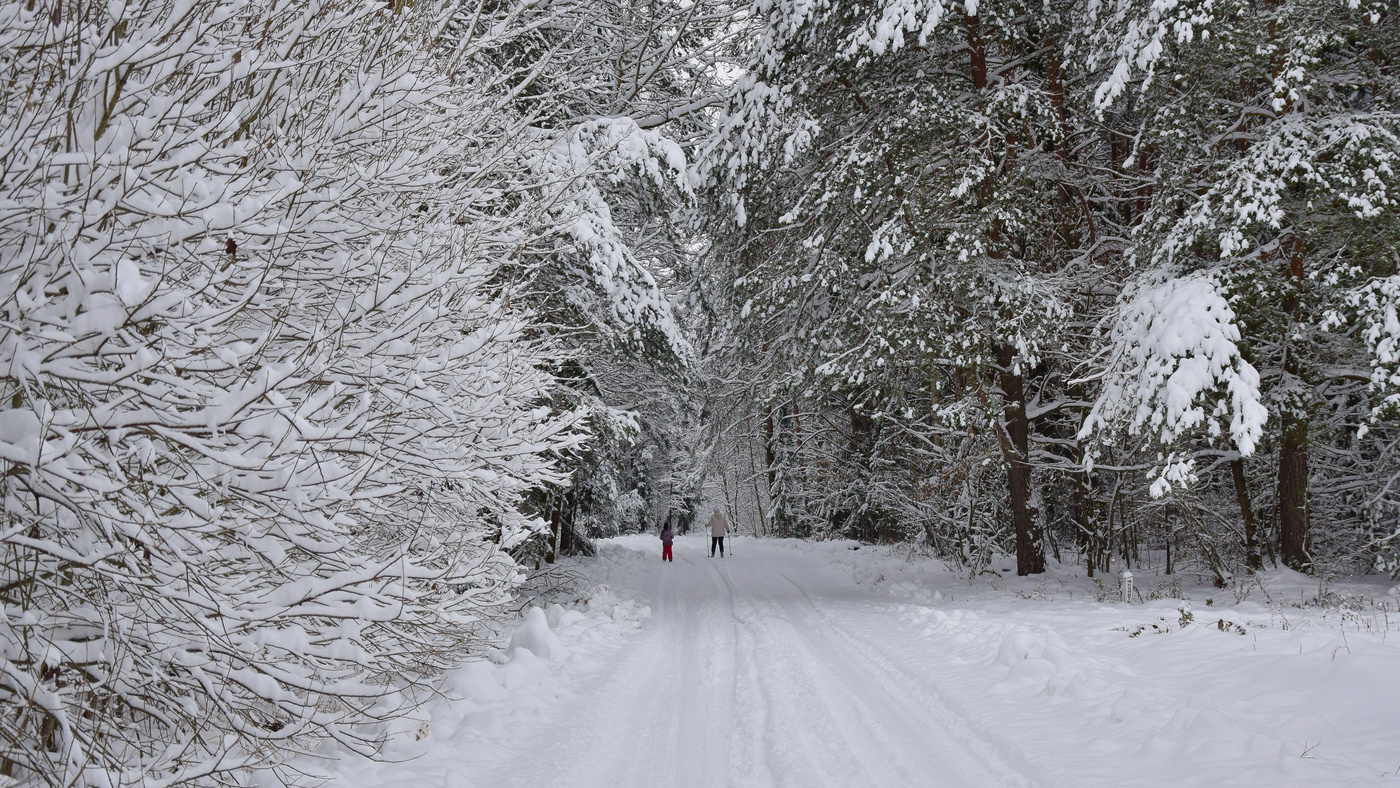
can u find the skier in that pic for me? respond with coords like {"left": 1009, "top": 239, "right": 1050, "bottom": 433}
{"left": 660, "top": 520, "right": 674, "bottom": 562}
{"left": 707, "top": 507, "right": 728, "bottom": 558}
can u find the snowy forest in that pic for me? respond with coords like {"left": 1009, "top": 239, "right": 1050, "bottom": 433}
{"left": 2, "top": 0, "right": 1399, "bottom": 784}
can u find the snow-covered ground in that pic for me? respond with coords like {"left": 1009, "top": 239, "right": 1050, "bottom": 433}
{"left": 308, "top": 534, "right": 1400, "bottom": 787}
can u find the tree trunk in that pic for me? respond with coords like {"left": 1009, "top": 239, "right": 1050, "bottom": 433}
{"left": 1079, "top": 484, "right": 1094, "bottom": 578}
{"left": 1277, "top": 235, "right": 1311, "bottom": 572}
{"left": 964, "top": 11, "right": 987, "bottom": 90}
{"left": 849, "top": 406, "right": 871, "bottom": 453}
{"left": 765, "top": 407, "right": 777, "bottom": 495}
{"left": 997, "top": 343, "right": 1043, "bottom": 575}
{"left": 1071, "top": 463, "right": 1095, "bottom": 578}
{"left": 792, "top": 409, "right": 806, "bottom": 489}
{"left": 1121, "top": 501, "right": 1132, "bottom": 570}
{"left": 1230, "top": 451, "right": 1262, "bottom": 571}
{"left": 1277, "top": 410, "right": 1310, "bottom": 571}
{"left": 1068, "top": 390, "right": 1097, "bottom": 577}
{"left": 747, "top": 409, "right": 769, "bottom": 534}
{"left": 545, "top": 490, "right": 565, "bottom": 564}
{"left": 1046, "top": 48, "right": 1068, "bottom": 160}
{"left": 721, "top": 455, "right": 737, "bottom": 535}
{"left": 1165, "top": 516, "right": 1172, "bottom": 575}
{"left": 929, "top": 367, "right": 942, "bottom": 446}
{"left": 1103, "top": 478, "right": 1118, "bottom": 574}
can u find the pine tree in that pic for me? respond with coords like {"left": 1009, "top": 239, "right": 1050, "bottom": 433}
{"left": 699, "top": 0, "right": 1118, "bottom": 573}
{"left": 1083, "top": 0, "right": 1400, "bottom": 574}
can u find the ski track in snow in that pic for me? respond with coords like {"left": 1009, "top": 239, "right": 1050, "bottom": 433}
{"left": 468, "top": 536, "right": 1025, "bottom": 788}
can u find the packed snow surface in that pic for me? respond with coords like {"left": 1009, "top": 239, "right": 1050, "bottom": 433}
{"left": 311, "top": 535, "right": 1400, "bottom": 787}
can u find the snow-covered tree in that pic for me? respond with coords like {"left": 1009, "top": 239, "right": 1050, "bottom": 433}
{"left": 697, "top": 0, "right": 1120, "bottom": 573}
{"left": 469, "top": 0, "right": 745, "bottom": 554}
{"left": 1082, "top": 0, "right": 1400, "bottom": 573}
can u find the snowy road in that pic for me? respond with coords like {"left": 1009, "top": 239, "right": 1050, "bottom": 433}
{"left": 465, "top": 534, "right": 1031, "bottom": 788}
{"left": 317, "top": 535, "right": 1400, "bottom": 788}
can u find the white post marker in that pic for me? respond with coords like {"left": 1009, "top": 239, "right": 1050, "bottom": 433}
{"left": 1121, "top": 570, "right": 1134, "bottom": 603}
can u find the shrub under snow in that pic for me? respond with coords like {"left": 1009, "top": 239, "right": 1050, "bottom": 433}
{"left": 0, "top": 0, "right": 588, "bottom": 784}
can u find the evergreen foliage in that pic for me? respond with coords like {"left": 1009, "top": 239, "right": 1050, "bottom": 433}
{"left": 695, "top": 0, "right": 1400, "bottom": 581}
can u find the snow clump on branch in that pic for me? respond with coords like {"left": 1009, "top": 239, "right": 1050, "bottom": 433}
{"left": 1081, "top": 273, "right": 1267, "bottom": 497}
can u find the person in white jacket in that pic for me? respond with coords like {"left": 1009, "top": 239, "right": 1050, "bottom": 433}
{"left": 707, "top": 507, "right": 729, "bottom": 558}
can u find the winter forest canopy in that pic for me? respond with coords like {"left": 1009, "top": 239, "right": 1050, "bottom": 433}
{"left": 2, "top": 0, "right": 1399, "bottom": 784}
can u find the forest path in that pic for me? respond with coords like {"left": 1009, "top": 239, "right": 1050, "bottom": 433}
{"left": 320, "top": 536, "right": 1400, "bottom": 788}
{"left": 467, "top": 533, "right": 1033, "bottom": 788}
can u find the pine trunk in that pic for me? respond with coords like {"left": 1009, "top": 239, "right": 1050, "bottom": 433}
{"left": 964, "top": 12, "right": 987, "bottom": 91}
{"left": 997, "top": 344, "right": 1043, "bottom": 575}
{"left": 1277, "top": 411, "right": 1310, "bottom": 571}
{"left": 1277, "top": 236, "right": 1311, "bottom": 572}
{"left": 1072, "top": 468, "right": 1095, "bottom": 578}
{"left": 765, "top": 407, "right": 778, "bottom": 495}
{"left": 1069, "top": 389, "right": 1096, "bottom": 577}
{"left": 545, "top": 492, "right": 562, "bottom": 564}
{"left": 1230, "top": 452, "right": 1262, "bottom": 571}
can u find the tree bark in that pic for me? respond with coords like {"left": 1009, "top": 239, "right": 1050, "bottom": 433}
{"left": 748, "top": 409, "right": 770, "bottom": 534}
{"left": 1103, "top": 477, "right": 1119, "bottom": 574}
{"left": 1230, "top": 451, "right": 1262, "bottom": 571}
{"left": 1072, "top": 465, "right": 1095, "bottom": 577}
{"left": 545, "top": 490, "right": 564, "bottom": 564}
{"left": 765, "top": 407, "right": 777, "bottom": 495}
{"left": 1067, "top": 386, "right": 1096, "bottom": 577}
{"left": 1046, "top": 47, "right": 1068, "bottom": 160}
{"left": 1277, "top": 411, "right": 1310, "bottom": 571}
{"left": 1277, "top": 235, "right": 1311, "bottom": 572}
{"left": 792, "top": 409, "right": 806, "bottom": 489}
{"left": 997, "top": 343, "right": 1043, "bottom": 575}
{"left": 964, "top": 11, "right": 987, "bottom": 90}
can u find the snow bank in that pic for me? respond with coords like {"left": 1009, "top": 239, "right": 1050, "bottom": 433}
{"left": 788, "top": 538, "right": 1400, "bottom": 786}
{"left": 292, "top": 547, "right": 651, "bottom": 786}
{"left": 507, "top": 607, "right": 568, "bottom": 662}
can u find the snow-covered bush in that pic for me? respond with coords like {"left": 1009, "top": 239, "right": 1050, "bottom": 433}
{"left": 0, "top": 0, "right": 584, "bottom": 783}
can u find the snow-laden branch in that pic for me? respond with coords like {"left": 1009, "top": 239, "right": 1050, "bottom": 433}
{"left": 1080, "top": 272, "right": 1267, "bottom": 496}
{"left": 0, "top": 0, "right": 596, "bottom": 782}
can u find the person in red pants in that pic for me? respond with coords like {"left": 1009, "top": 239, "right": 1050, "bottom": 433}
{"left": 660, "top": 522, "right": 674, "bottom": 562}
